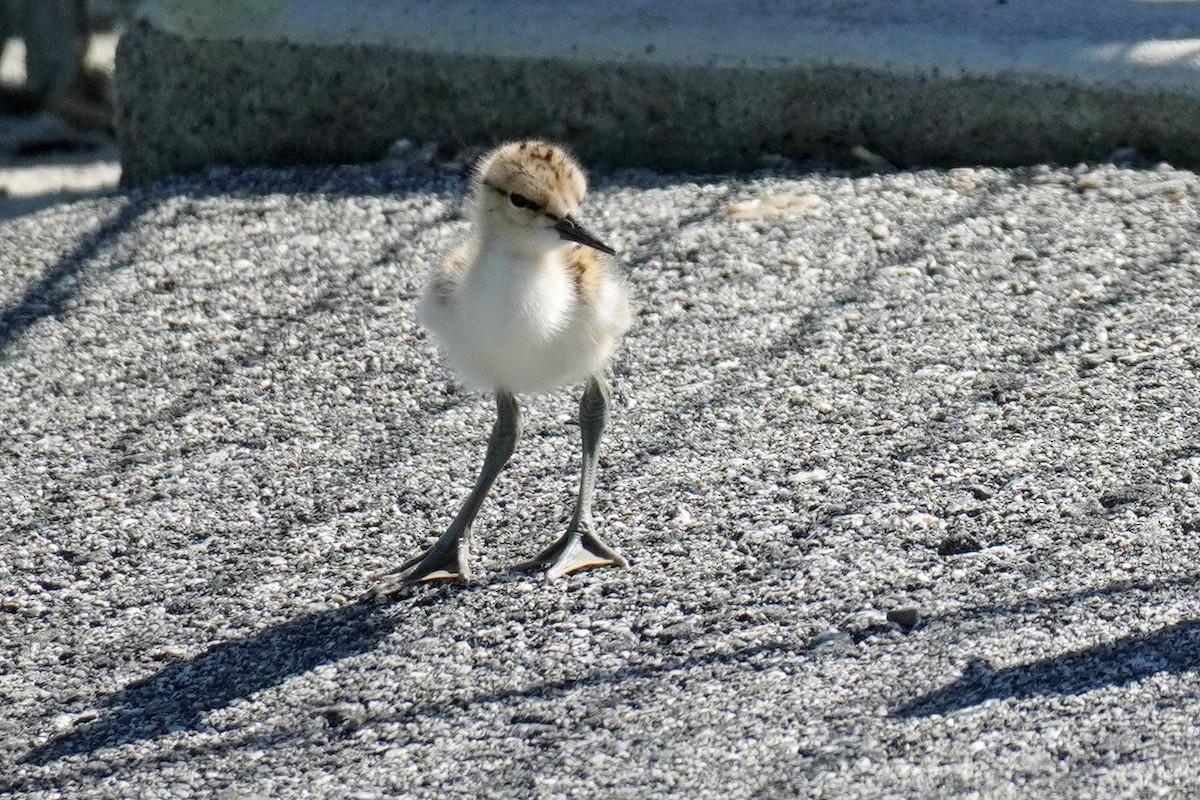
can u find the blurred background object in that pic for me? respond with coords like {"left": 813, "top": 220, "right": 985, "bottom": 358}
{"left": 0, "top": 0, "right": 127, "bottom": 220}
{"left": 0, "top": 0, "right": 131, "bottom": 131}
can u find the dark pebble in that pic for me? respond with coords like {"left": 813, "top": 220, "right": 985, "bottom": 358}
{"left": 887, "top": 607, "right": 921, "bottom": 631}
{"left": 938, "top": 532, "right": 984, "bottom": 556}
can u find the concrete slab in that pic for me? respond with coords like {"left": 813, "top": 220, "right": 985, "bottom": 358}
{"left": 117, "top": 0, "right": 1200, "bottom": 180}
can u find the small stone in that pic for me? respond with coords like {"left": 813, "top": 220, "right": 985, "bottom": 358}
{"left": 848, "top": 145, "right": 896, "bottom": 171}
{"left": 1099, "top": 734, "right": 1142, "bottom": 756}
{"left": 50, "top": 710, "right": 98, "bottom": 731}
{"left": 811, "top": 629, "right": 847, "bottom": 648}
{"left": 887, "top": 607, "right": 921, "bottom": 631}
{"left": 870, "top": 224, "right": 889, "bottom": 240}
{"left": 1135, "top": 179, "right": 1188, "bottom": 199}
{"left": 788, "top": 468, "right": 829, "bottom": 484}
{"left": 974, "top": 372, "right": 1024, "bottom": 404}
{"left": 938, "top": 532, "right": 984, "bottom": 556}
{"left": 658, "top": 620, "right": 699, "bottom": 641}
{"left": 905, "top": 512, "right": 943, "bottom": 531}
{"left": 1099, "top": 483, "right": 1156, "bottom": 509}
{"left": 968, "top": 484, "right": 994, "bottom": 500}
{"left": 316, "top": 702, "right": 367, "bottom": 731}
{"left": 727, "top": 194, "right": 821, "bottom": 220}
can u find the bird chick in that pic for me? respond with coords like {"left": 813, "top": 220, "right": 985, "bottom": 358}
{"left": 374, "top": 140, "right": 632, "bottom": 590}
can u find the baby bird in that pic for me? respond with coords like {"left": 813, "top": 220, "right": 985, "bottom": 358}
{"left": 376, "top": 140, "right": 632, "bottom": 590}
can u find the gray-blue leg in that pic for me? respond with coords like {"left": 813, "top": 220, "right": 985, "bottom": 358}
{"left": 372, "top": 391, "right": 522, "bottom": 593}
{"left": 519, "top": 375, "right": 628, "bottom": 580}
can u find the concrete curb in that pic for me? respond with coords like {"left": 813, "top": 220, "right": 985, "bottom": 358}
{"left": 116, "top": 1, "right": 1200, "bottom": 183}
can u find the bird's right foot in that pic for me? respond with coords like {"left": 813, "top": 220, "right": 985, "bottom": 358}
{"left": 366, "top": 534, "right": 471, "bottom": 598}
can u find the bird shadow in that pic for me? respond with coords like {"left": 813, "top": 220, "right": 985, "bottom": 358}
{"left": 19, "top": 591, "right": 447, "bottom": 766}
{"left": 894, "top": 619, "right": 1200, "bottom": 718}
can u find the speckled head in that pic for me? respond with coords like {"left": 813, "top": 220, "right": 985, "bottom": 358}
{"left": 471, "top": 140, "right": 613, "bottom": 256}
{"left": 474, "top": 140, "right": 587, "bottom": 218}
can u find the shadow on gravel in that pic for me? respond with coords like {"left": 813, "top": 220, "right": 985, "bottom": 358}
{"left": 0, "top": 197, "right": 152, "bottom": 357}
{"left": 0, "top": 163, "right": 461, "bottom": 361}
{"left": 895, "top": 619, "right": 1200, "bottom": 718}
{"left": 21, "top": 595, "right": 421, "bottom": 766}
{"left": 955, "top": 572, "right": 1200, "bottom": 622}
{"left": 23, "top": 581, "right": 820, "bottom": 770}
{"left": 373, "top": 639, "right": 814, "bottom": 732}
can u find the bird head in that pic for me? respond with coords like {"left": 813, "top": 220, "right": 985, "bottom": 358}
{"left": 472, "top": 140, "right": 615, "bottom": 257}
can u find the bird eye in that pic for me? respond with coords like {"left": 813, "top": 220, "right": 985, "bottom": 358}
{"left": 508, "top": 192, "right": 539, "bottom": 211}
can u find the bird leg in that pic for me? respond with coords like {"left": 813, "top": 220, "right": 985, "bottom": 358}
{"left": 519, "top": 375, "right": 628, "bottom": 580}
{"left": 372, "top": 390, "right": 522, "bottom": 594}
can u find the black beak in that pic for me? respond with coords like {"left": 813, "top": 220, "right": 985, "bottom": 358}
{"left": 553, "top": 215, "right": 617, "bottom": 256}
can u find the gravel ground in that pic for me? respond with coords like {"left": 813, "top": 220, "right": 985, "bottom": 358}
{"left": 2, "top": 158, "right": 1199, "bottom": 799}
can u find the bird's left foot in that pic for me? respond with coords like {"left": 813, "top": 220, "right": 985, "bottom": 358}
{"left": 517, "top": 526, "right": 628, "bottom": 581}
